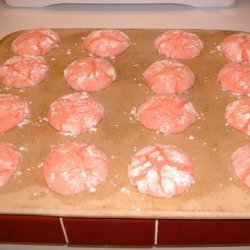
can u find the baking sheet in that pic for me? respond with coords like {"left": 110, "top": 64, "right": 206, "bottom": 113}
{"left": 0, "top": 29, "right": 249, "bottom": 219}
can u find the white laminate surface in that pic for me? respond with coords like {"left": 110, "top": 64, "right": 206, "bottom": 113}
{"left": 2, "top": 0, "right": 237, "bottom": 8}
{"left": 0, "top": 0, "right": 250, "bottom": 40}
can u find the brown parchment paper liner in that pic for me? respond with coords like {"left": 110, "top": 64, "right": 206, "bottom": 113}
{"left": 0, "top": 29, "right": 249, "bottom": 219}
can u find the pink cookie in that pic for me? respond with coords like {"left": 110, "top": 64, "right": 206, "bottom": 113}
{"left": 48, "top": 92, "right": 104, "bottom": 136}
{"left": 0, "top": 143, "right": 20, "bottom": 188}
{"left": 128, "top": 144, "right": 194, "bottom": 198}
{"left": 143, "top": 59, "right": 195, "bottom": 95}
{"left": 231, "top": 143, "right": 250, "bottom": 187}
{"left": 138, "top": 95, "right": 198, "bottom": 134}
{"left": 0, "top": 56, "right": 48, "bottom": 88}
{"left": 43, "top": 142, "right": 108, "bottom": 195}
{"left": 225, "top": 97, "right": 250, "bottom": 135}
{"left": 220, "top": 33, "right": 250, "bottom": 63}
{"left": 218, "top": 62, "right": 250, "bottom": 96}
{"left": 0, "top": 94, "right": 29, "bottom": 133}
{"left": 64, "top": 57, "right": 116, "bottom": 92}
{"left": 12, "top": 28, "right": 60, "bottom": 56}
{"left": 84, "top": 29, "right": 130, "bottom": 57}
{"left": 155, "top": 30, "right": 203, "bottom": 59}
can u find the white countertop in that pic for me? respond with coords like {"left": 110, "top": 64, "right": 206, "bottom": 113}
{"left": 0, "top": 0, "right": 250, "bottom": 38}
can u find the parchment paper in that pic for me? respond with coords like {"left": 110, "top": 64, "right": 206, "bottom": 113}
{"left": 0, "top": 29, "right": 249, "bottom": 218}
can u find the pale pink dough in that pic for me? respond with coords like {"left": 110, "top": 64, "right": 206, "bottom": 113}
{"left": 43, "top": 142, "right": 108, "bottom": 195}
{"left": 84, "top": 29, "right": 130, "bottom": 57}
{"left": 143, "top": 59, "right": 195, "bottom": 95}
{"left": 231, "top": 143, "right": 250, "bottom": 187}
{"left": 48, "top": 92, "right": 104, "bottom": 136}
{"left": 0, "top": 94, "right": 29, "bottom": 133}
{"left": 0, "top": 56, "right": 48, "bottom": 88}
{"left": 220, "top": 33, "right": 250, "bottom": 63}
{"left": 128, "top": 144, "right": 194, "bottom": 198}
{"left": 155, "top": 30, "right": 204, "bottom": 59}
{"left": 64, "top": 57, "right": 116, "bottom": 92}
{"left": 0, "top": 143, "right": 20, "bottom": 188}
{"left": 12, "top": 28, "right": 60, "bottom": 56}
{"left": 138, "top": 95, "right": 198, "bottom": 134}
{"left": 218, "top": 62, "right": 250, "bottom": 96}
{"left": 225, "top": 98, "right": 250, "bottom": 135}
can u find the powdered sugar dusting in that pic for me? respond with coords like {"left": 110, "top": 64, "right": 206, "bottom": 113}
{"left": 64, "top": 57, "right": 116, "bottom": 92}
{"left": 0, "top": 94, "right": 30, "bottom": 132}
{"left": 128, "top": 144, "right": 194, "bottom": 198}
{"left": 12, "top": 28, "right": 60, "bottom": 56}
{"left": 143, "top": 59, "right": 195, "bottom": 95}
{"left": 155, "top": 30, "right": 203, "bottom": 59}
{"left": 43, "top": 143, "right": 108, "bottom": 195}
{"left": 221, "top": 33, "right": 250, "bottom": 63}
{"left": 225, "top": 98, "right": 250, "bottom": 135}
{"left": 48, "top": 92, "right": 104, "bottom": 136}
{"left": 84, "top": 29, "right": 130, "bottom": 57}
{"left": 129, "top": 106, "right": 137, "bottom": 123}
{"left": 120, "top": 187, "right": 131, "bottom": 195}
{"left": 231, "top": 143, "right": 250, "bottom": 187}
{"left": 138, "top": 95, "right": 198, "bottom": 134}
